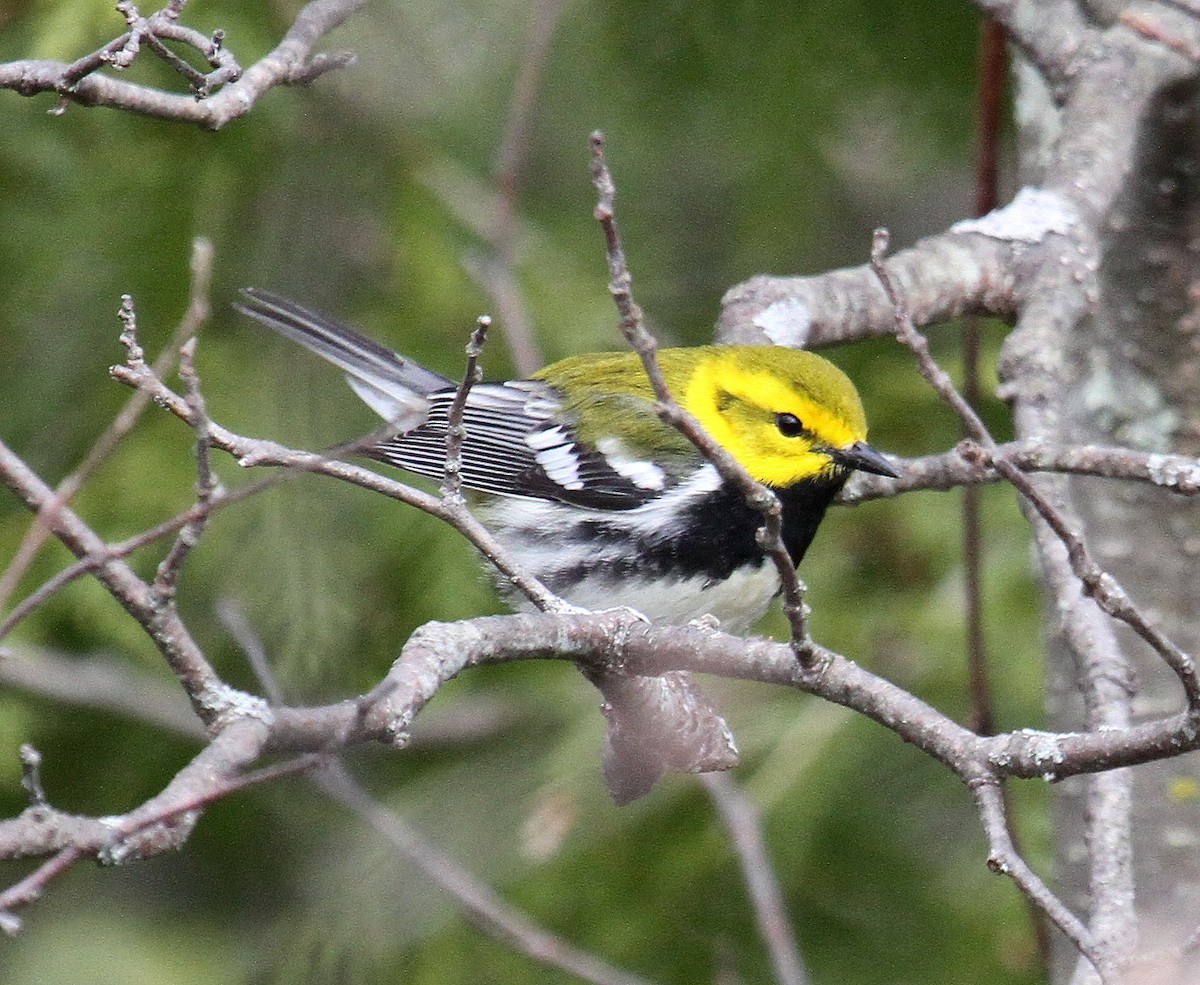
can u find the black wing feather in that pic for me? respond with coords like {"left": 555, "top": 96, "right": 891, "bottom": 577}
{"left": 369, "top": 382, "right": 657, "bottom": 509}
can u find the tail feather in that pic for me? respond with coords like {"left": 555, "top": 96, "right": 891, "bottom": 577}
{"left": 235, "top": 289, "right": 451, "bottom": 423}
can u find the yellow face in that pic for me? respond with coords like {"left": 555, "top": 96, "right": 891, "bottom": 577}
{"left": 681, "top": 347, "right": 869, "bottom": 489}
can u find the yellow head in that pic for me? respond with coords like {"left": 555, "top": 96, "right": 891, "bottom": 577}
{"left": 677, "top": 347, "right": 886, "bottom": 488}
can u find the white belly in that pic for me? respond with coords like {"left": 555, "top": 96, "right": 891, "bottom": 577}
{"left": 555, "top": 563, "right": 782, "bottom": 633}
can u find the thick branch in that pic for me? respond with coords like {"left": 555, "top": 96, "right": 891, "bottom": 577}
{"left": 970, "top": 0, "right": 1098, "bottom": 98}
{"left": 717, "top": 228, "right": 1019, "bottom": 348}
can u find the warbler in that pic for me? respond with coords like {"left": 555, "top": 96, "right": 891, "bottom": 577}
{"left": 236, "top": 289, "right": 898, "bottom": 632}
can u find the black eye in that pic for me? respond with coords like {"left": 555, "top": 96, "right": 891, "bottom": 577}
{"left": 775, "top": 413, "right": 805, "bottom": 438}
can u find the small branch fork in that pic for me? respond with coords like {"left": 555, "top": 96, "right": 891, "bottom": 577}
{"left": 0, "top": 0, "right": 361, "bottom": 129}
{"left": 590, "top": 132, "right": 813, "bottom": 648}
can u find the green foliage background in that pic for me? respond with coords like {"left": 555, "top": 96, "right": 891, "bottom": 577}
{"left": 0, "top": 2, "right": 1047, "bottom": 982}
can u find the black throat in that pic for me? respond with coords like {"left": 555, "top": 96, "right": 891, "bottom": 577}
{"left": 658, "top": 472, "right": 850, "bottom": 582}
{"left": 773, "top": 473, "right": 851, "bottom": 566}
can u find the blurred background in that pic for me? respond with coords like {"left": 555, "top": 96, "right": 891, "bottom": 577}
{"left": 0, "top": 1, "right": 1046, "bottom": 982}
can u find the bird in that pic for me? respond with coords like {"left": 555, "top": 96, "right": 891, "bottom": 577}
{"left": 235, "top": 288, "right": 899, "bottom": 634}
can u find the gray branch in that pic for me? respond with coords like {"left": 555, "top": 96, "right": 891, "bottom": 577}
{"left": 0, "top": 0, "right": 363, "bottom": 129}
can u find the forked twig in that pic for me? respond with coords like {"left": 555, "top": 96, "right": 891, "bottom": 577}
{"left": 0, "top": 237, "right": 213, "bottom": 614}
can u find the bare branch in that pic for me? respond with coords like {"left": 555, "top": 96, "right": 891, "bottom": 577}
{"left": 839, "top": 440, "right": 1200, "bottom": 504}
{"left": 0, "top": 435, "right": 236, "bottom": 721}
{"left": 717, "top": 228, "right": 1019, "bottom": 348}
{"left": 702, "top": 773, "right": 808, "bottom": 985}
{"left": 973, "top": 780, "right": 1111, "bottom": 982}
{"left": 316, "top": 764, "right": 656, "bottom": 985}
{"left": 0, "top": 0, "right": 363, "bottom": 129}
{"left": 0, "top": 473, "right": 280, "bottom": 643}
{"left": 255, "top": 610, "right": 1200, "bottom": 785}
{"left": 0, "top": 717, "right": 279, "bottom": 922}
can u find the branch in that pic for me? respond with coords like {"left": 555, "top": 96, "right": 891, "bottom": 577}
{"left": 0, "top": 0, "right": 362, "bottom": 129}
{"left": 702, "top": 773, "right": 809, "bottom": 985}
{"left": 969, "top": 0, "right": 1098, "bottom": 98}
{"left": 869, "top": 229, "right": 1200, "bottom": 711}
{"left": 0, "top": 434, "right": 237, "bottom": 721}
{"left": 838, "top": 440, "right": 1200, "bottom": 504}
{"left": 717, "top": 228, "right": 1017, "bottom": 348}
{"left": 0, "top": 717, "right": 283, "bottom": 927}
{"left": 316, "top": 764, "right": 656, "bottom": 985}
{"left": 718, "top": 185, "right": 1087, "bottom": 349}
{"left": 5, "top": 601, "right": 1200, "bottom": 929}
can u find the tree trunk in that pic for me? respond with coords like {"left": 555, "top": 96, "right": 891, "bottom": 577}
{"left": 1012, "top": 17, "right": 1200, "bottom": 983}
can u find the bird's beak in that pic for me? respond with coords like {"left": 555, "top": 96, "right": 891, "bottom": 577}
{"left": 833, "top": 441, "right": 900, "bottom": 478}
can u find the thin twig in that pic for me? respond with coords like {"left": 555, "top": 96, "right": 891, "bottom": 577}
{"left": 992, "top": 456, "right": 1200, "bottom": 709}
{"left": 0, "top": 718, "right": 289, "bottom": 923}
{"left": 442, "top": 316, "right": 490, "bottom": 500}
{"left": 315, "top": 762, "right": 657, "bottom": 985}
{"left": 1, "top": 407, "right": 412, "bottom": 645}
{"left": 838, "top": 440, "right": 1200, "bottom": 504}
{"left": 0, "top": 237, "right": 212, "bottom": 614}
{"left": 588, "top": 132, "right": 811, "bottom": 646}
{"left": 0, "top": 436, "right": 231, "bottom": 716}
{"left": 153, "top": 336, "right": 218, "bottom": 600}
{"left": 973, "top": 780, "right": 1112, "bottom": 983}
{"left": 1, "top": 475, "right": 277, "bottom": 642}
{"left": 702, "top": 773, "right": 808, "bottom": 985}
